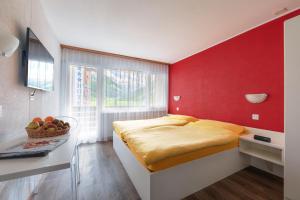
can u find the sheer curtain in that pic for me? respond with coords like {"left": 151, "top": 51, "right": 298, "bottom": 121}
{"left": 61, "top": 48, "right": 168, "bottom": 143}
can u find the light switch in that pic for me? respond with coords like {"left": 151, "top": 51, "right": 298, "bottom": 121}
{"left": 176, "top": 107, "right": 179, "bottom": 111}
{"left": 252, "top": 114, "right": 259, "bottom": 120}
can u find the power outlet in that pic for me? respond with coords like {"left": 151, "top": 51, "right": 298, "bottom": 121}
{"left": 252, "top": 114, "right": 259, "bottom": 120}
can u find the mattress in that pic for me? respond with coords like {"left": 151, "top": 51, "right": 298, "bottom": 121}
{"left": 124, "top": 121, "right": 245, "bottom": 172}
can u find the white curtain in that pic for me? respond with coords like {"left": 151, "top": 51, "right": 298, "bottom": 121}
{"left": 60, "top": 48, "right": 168, "bottom": 143}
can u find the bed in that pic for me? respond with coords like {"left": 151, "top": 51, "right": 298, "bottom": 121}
{"left": 113, "top": 116, "right": 249, "bottom": 200}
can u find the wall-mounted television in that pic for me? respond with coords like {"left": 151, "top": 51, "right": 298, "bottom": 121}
{"left": 24, "top": 28, "right": 54, "bottom": 91}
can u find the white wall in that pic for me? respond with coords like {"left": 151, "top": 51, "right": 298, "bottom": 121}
{"left": 0, "top": 0, "right": 61, "bottom": 199}
{"left": 0, "top": 0, "right": 61, "bottom": 137}
{"left": 284, "top": 15, "right": 300, "bottom": 200}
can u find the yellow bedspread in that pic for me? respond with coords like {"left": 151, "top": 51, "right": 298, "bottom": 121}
{"left": 113, "top": 115, "right": 198, "bottom": 141}
{"left": 126, "top": 124, "right": 242, "bottom": 171}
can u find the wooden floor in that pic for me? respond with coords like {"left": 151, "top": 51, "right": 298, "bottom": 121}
{"left": 34, "top": 142, "right": 283, "bottom": 200}
{"left": 184, "top": 166, "right": 283, "bottom": 200}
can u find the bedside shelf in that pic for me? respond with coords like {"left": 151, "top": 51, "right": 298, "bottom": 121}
{"left": 239, "top": 128, "right": 285, "bottom": 166}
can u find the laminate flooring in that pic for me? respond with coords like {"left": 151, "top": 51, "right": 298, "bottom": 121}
{"left": 33, "top": 142, "right": 283, "bottom": 200}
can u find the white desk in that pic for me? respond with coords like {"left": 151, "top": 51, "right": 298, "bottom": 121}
{"left": 0, "top": 126, "right": 80, "bottom": 200}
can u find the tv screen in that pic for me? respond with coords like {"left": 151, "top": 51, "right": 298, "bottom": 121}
{"left": 24, "top": 28, "right": 54, "bottom": 91}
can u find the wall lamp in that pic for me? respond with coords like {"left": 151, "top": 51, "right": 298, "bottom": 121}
{"left": 173, "top": 96, "right": 181, "bottom": 102}
{"left": 245, "top": 93, "right": 268, "bottom": 104}
{"left": 0, "top": 28, "right": 19, "bottom": 57}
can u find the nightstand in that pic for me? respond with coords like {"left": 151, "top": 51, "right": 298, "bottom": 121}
{"left": 239, "top": 128, "right": 285, "bottom": 166}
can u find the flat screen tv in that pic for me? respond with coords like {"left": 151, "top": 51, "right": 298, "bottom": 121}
{"left": 24, "top": 28, "right": 54, "bottom": 91}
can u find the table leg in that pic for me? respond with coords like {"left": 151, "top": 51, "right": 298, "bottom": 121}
{"left": 32, "top": 185, "right": 39, "bottom": 195}
{"left": 76, "top": 145, "right": 80, "bottom": 184}
{"left": 32, "top": 176, "right": 39, "bottom": 195}
{"left": 70, "top": 157, "right": 78, "bottom": 200}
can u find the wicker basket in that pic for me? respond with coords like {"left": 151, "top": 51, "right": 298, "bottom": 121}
{"left": 26, "top": 127, "right": 70, "bottom": 138}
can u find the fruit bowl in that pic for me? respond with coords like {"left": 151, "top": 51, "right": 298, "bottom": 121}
{"left": 26, "top": 126, "right": 70, "bottom": 138}
{"left": 26, "top": 116, "right": 70, "bottom": 138}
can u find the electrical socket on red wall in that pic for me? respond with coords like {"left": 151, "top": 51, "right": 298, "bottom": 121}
{"left": 252, "top": 114, "right": 259, "bottom": 120}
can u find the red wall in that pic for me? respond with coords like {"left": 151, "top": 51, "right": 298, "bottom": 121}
{"left": 169, "top": 9, "right": 300, "bottom": 132}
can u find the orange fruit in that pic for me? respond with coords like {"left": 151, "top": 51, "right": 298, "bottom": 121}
{"left": 32, "top": 117, "right": 42, "bottom": 123}
{"left": 45, "top": 116, "right": 55, "bottom": 123}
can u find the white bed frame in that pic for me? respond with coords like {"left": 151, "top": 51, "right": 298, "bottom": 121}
{"left": 113, "top": 132, "right": 249, "bottom": 200}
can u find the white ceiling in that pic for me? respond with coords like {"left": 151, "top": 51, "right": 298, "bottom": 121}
{"left": 40, "top": 0, "right": 300, "bottom": 64}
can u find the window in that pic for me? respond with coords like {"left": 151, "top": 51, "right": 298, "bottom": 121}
{"left": 149, "top": 74, "right": 166, "bottom": 108}
{"left": 63, "top": 48, "right": 168, "bottom": 142}
{"left": 70, "top": 65, "right": 97, "bottom": 133}
{"left": 103, "top": 68, "right": 166, "bottom": 110}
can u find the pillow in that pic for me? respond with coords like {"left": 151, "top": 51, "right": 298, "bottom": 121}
{"left": 186, "top": 119, "right": 245, "bottom": 135}
{"left": 166, "top": 114, "right": 199, "bottom": 122}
